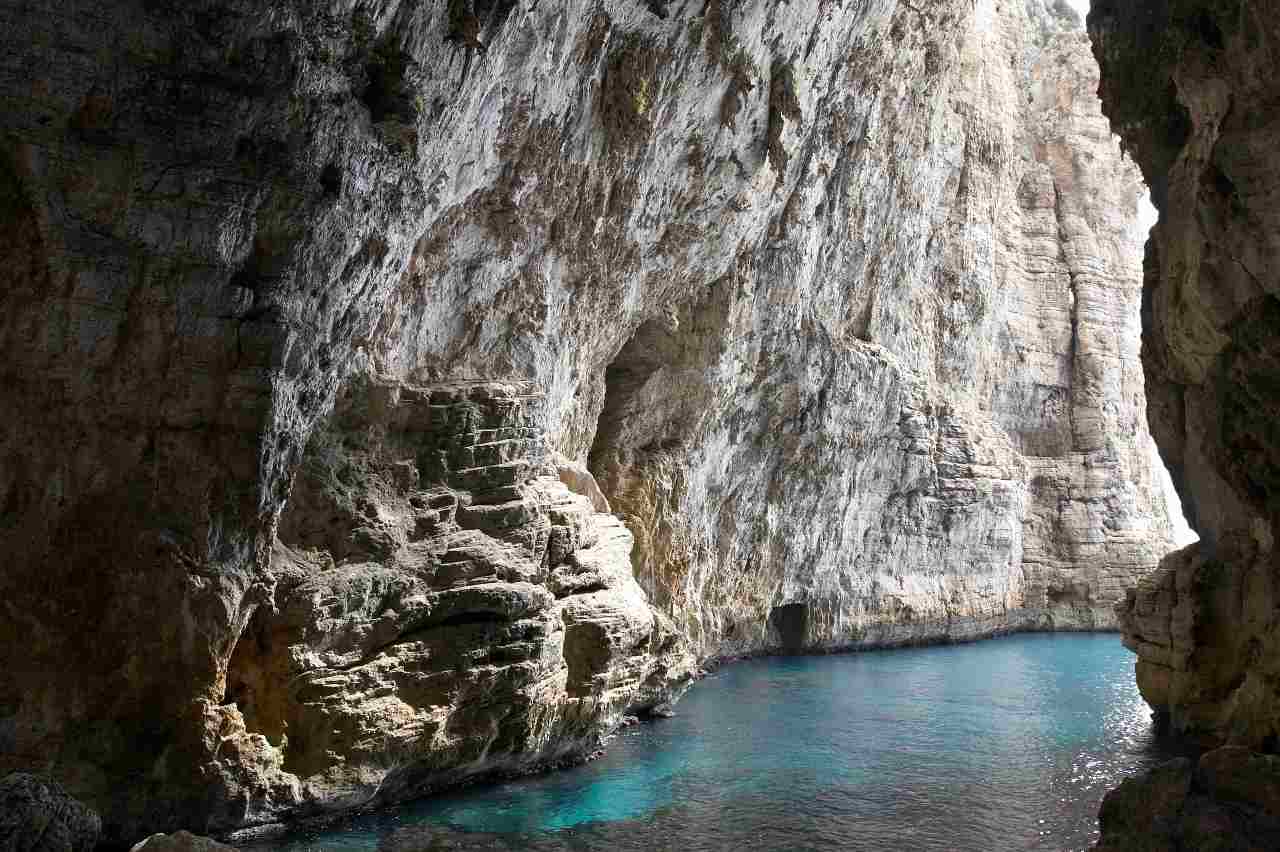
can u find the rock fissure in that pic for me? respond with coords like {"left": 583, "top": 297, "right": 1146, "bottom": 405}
{"left": 1050, "top": 179, "right": 1081, "bottom": 452}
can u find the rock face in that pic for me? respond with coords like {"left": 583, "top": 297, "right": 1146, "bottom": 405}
{"left": 0, "top": 0, "right": 1175, "bottom": 843}
{"left": 1091, "top": 0, "right": 1280, "bottom": 749}
{"left": 211, "top": 377, "right": 691, "bottom": 830}
{"left": 585, "top": 1, "right": 1178, "bottom": 655}
{"left": 1093, "top": 747, "right": 1280, "bottom": 852}
{"left": 1088, "top": 0, "right": 1280, "bottom": 848}
{"left": 0, "top": 773, "right": 102, "bottom": 852}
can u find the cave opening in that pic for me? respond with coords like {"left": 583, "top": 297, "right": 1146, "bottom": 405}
{"left": 587, "top": 318, "right": 682, "bottom": 472}
{"left": 769, "top": 603, "right": 811, "bottom": 653}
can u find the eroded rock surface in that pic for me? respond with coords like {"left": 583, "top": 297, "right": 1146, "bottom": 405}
{"left": 1092, "top": 0, "right": 1280, "bottom": 749}
{"left": 586, "top": 0, "right": 1177, "bottom": 654}
{"left": 1088, "top": 0, "right": 1280, "bottom": 847}
{"left": 0, "top": 773, "right": 101, "bottom": 852}
{"left": 1094, "top": 748, "right": 1280, "bottom": 852}
{"left": 211, "top": 378, "right": 692, "bottom": 831}
{"left": 0, "top": 0, "right": 1175, "bottom": 842}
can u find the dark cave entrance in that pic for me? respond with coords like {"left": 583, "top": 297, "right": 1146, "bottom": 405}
{"left": 587, "top": 318, "right": 679, "bottom": 472}
{"left": 769, "top": 603, "right": 811, "bottom": 653}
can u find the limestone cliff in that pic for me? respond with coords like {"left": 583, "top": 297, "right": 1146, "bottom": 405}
{"left": 0, "top": 0, "right": 1173, "bottom": 843}
{"left": 584, "top": 0, "right": 1179, "bottom": 657}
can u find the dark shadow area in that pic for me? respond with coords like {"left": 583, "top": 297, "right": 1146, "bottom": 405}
{"left": 769, "top": 603, "right": 810, "bottom": 652}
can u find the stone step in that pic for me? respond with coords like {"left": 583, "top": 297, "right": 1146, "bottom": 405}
{"left": 451, "top": 461, "right": 531, "bottom": 491}
{"left": 456, "top": 498, "right": 538, "bottom": 532}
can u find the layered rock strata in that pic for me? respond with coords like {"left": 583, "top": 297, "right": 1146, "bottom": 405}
{"left": 210, "top": 377, "right": 692, "bottom": 834}
{"left": 0, "top": 0, "right": 1174, "bottom": 842}
{"left": 587, "top": 0, "right": 1178, "bottom": 655}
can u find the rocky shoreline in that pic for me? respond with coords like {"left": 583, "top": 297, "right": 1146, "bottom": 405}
{"left": 233, "top": 625, "right": 1131, "bottom": 848}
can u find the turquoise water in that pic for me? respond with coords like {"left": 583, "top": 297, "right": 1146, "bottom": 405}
{"left": 261, "top": 634, "right": 1186, "bottom": 852}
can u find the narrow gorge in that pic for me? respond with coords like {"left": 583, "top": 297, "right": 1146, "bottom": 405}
{"left": 0, "top": 0, "right": 1270, "bottom": 849}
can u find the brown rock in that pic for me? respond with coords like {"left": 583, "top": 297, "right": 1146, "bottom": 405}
{"left": 0, "top": 0, "right": 1178, "bottom": 841}
{"left": 1092, "top": 0, "right": 1280, "bottom": 751}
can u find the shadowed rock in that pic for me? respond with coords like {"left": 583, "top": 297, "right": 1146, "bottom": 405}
{"left": 0, "top": 773, "right": 101, "bottom": 852}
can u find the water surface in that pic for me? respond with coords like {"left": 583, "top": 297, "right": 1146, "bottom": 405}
{"left": 263, "top": 634, "right": 1186, "bottom": 852}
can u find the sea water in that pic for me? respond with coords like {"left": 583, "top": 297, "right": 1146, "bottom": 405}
{"left": 262, "top": 634, "right": 1186, "bottom": 852}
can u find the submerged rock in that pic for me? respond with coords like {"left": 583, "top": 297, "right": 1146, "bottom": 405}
{"left": 130, "top": 831, "right": 239, "bottom": 852}
{"left": 0, "top": 773, "right": 101, "bottom": 852}
{"left": 377, "top": 825, "right": 514, "bottom": 852}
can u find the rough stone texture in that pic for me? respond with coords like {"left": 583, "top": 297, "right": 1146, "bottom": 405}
{"left": 0, "top": 773, "right": 101, "bottom": 852}
{"left": 0, "top": 0, "right": 1175, "bottom": 843}
{"left": 130, "top": 832, "right": 238, "bottom": 852}
{"left": 211, "top": 378, "right": 691, "bottom": 832}
{"left": 586, "top": 1, "right": 1177, "bottom": 655}
{"left": 1088, "top": 0, "right": 1280, "bottom": 848}
{"left": 1092, "top": 0, "right": 1280, "bottom": 750}
{"left": 1093, "top": 748, "right": 1280, "bottom": 852}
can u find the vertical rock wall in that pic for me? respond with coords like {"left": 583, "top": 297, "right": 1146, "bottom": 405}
{"left": 0, "top": 0, "right": 1175, "bottom": 841}
{"left": 1089, "top": 1, "right": 1280, "bottom": 847}
{"left": 1092, "top": 0, "right": 1280, "bottom": 750}
{"left": 586, "top": 0, "right": 1177, "bottom": 655}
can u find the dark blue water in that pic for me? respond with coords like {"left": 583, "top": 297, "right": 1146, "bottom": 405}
{"left": 261, "top": 634, "right": 1185, "bottom": 852}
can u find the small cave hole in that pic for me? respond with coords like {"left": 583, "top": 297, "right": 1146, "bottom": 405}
{"left": 1190, "top": 10, "right": 1225, "bottom": 50}
{"left": 587, "top": 319, "right": 678, "bottom": 473}
{"left": 769, "top": 603, "right": 810, "bottom": 653}
{"left": 474, "top": 0, "right": 519, "bottom": 41}
{"left": 319, "top": 163, "right": 342, "bottom": 198}
{"left": 435, "top": 610, "right": 507, "bottom": 628}
{"left": 361, "top": 38, "right": 417, "bottom": 126}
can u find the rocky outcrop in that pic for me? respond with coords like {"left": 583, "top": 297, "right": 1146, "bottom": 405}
{"left": 1088, "top": 0, "right": 1280, "bottom": 848}
{"left": 588, "top": 1, "right": 1177, "bottom": 655}
{"left": 1092, "top": 0, "right": 1280, "bottom": 749}
{"left": 1094, "top": 748, "right": 1280, "bottom": 852}
{"left": 207, "top": 378, "right": 691, "bottom": 833}
{"left": 130, "top": 833, "right": 238, "bottom": 852}
{"left": 0, "top": 773, "right": 101, "bottom": 852}
{"left": 0, "top": 0, "right": 1175, "bottom": 842}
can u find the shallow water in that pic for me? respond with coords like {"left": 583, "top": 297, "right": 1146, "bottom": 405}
{"left": 261, "top": 634, "right": 1188, "bottom": 852}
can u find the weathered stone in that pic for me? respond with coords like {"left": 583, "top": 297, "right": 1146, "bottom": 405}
{"left": 1092, "top": 0, "right": 1280, "bottom": 750}
{"left": 1095, "top": 757, "right": 1192, "bottom": 851}
{"left": 1093, "top": 748, "right": 1280, "bottom": 852}
{"left": 1089, "top": 0, "right": 1280, "bottom": 847}
{"left": 0, "top": 773, "right": 101, "bottom": 852}
{"left": 130, "top": 831, "right": 239, "bottom": 852}
{"left": 212, "top": 378, "right": 694, "bottom": 833}
{"left": 0, "top": 0, "right": 1178, "bottom": 843}
{"left": 590, "top": 2, "right": 1179, "bottom": 656}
